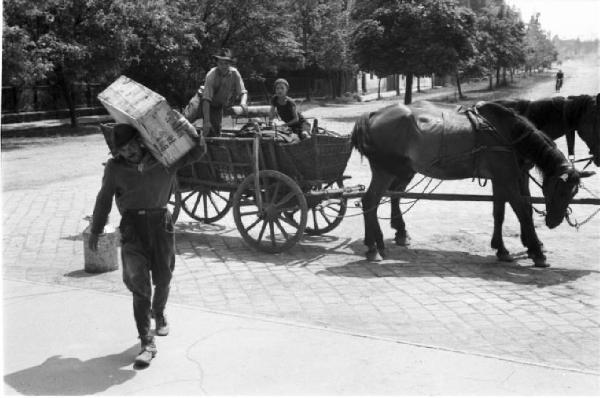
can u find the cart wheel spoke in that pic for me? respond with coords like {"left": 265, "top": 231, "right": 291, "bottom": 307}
{"left": 318, "top": 207, "right": 334, "bottom": 224}
{"left": 181, "top": 188, "right": 234, "bottom": 223}
{"left": 182, "top": 191, "right": 196, "bottom": 202}
{"left": 239, "top": 209, "right": 260, "bottom": 217}
{"left": 269, "top": 221, "right": 276, "bottom": 247}
{"left": 257, "top": 219, "right": 268, "bottom": 243}
{"left": 311, "top": 209, "right": 319, "bottom": 231}
{"left": 274, "top": 218, "right": 290, "bottom": 240}
{"left": 271, "top": 181, "right": 281, "bottom": 205}
{"left": 275, "top": 191, "right": 296, "bottom": 207}
{"left": 278, "top": 214, "right": 298, "bottom": 228}
{"left": 233, "top": 171, "right": 307, "bottom": 253}
{"left": 302, "top": 180, "right": 347, "bottom": 236}
{"left": 202, "top": 193, "right": 209, "bottom": 218}
{"left": 244, "top": 216, "right": 262, "bottom": 233}
{"left": 213, "top": 190, "right": 229, "bottom": 202}
{"left": 208, "top": 193, "right": 219, "bottom": 212}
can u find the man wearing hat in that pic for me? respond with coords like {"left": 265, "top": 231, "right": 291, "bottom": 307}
{"left": 88, "top": 123, "right": 203, "bottom": 367}
{"left": 184, "top": 48, "right": 248, "bottom": 137}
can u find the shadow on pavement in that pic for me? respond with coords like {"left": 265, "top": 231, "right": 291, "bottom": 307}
{"left": 318, "top": 247, "right": 593, "bottom": 287}
{"left": 4, "top": 345, "right": 139, "bottom": 395}
{"left": 64, "top": 269, "right": 106, "bottom": 278}
{"left": 173, "top": 223, "right": 593, "bottom": 287}
{"left": 61, "top": 233, "right": 83, "bottom": 241}
{"left": 175, "top": 223, "right": 355, "bottom": 266}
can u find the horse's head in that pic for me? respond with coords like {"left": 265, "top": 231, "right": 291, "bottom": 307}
{"left": 543, "top": 166, "right": 596, "bottom": 228}
{"left": 568, "top": 94, "right": 600, "bottom": 166}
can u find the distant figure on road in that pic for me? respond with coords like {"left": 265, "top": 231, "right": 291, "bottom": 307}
{"left": 555, "top": 69, "right": 564, "bottom": 92}
{"left": 183, "top": 48, "right": 248, "bottom": 137}
{"left": 88, "top": 123, "right": 203, "bottom": 368}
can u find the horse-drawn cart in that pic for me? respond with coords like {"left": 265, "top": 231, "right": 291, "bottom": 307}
{"left": 170, "top": 112, "right": 353, "bottom": 253}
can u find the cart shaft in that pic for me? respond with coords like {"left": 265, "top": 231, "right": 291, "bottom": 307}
{"left": 305, "top": 185, "right": 600, "bottom": 205}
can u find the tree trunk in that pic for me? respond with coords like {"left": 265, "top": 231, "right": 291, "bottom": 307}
{"left": 55, "top": 65, "right": 77, "bottom": 127}
{"left": 495, "top": 67, "right": 500, "bottom": 88}
{"left": 377, "top": 78, "right": 381, "bottom": 99}
{"left": 361, "top": 72, "right": 367, "bottom": 94}
{"left": 404, "top": 73, "right": 413, "bottom": 105}
{"left": 488, "top": 73, "right": 493, "bottom": 90}
{"left": 417, "top": 76, "right": 421, "bottom": 93}
{"left": 395, "top": 74, "right": 400, "bottom": 96}
{"left": 455, "top": 72, "right": 464, "bottom": 99}
{"left": 502, "top": 67, "right": 507, "bottom": 86}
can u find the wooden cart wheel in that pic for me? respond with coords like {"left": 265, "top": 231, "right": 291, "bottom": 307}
{"left": 167, "top": 179, "right": 182, "bottom": 223}
{"left": 181, "top": 187, "right": 233, "bottom": 223}
{"left": 285, "top": 180, "right": 347, "bottom": 235}
{"left": 233, "top": 170, "right": 307, "bottom": 253}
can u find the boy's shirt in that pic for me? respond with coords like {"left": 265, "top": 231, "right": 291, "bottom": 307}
{"left": 271, "top": 96, "right": 306, "bottom": 126}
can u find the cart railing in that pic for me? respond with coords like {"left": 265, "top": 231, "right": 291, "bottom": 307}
{"left": 177, "top": 128, "right": 352, "bottom": 190}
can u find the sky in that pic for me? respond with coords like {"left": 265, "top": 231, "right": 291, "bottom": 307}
{"left": 505, "top": 0, "right": 600, "bottom": 40}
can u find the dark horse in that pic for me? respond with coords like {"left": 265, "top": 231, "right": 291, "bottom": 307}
{"left": 351, "top": 101, "right": 595, "bottom": 267}
{"left": 383, "top": 95, "right": 599, "bottom": 261}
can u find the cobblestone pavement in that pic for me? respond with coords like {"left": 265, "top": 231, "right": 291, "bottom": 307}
{"left": 3, "top": 58, "right": 600, "bottom": 374}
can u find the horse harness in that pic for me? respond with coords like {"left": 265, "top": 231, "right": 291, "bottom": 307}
{"left": 432, "top": 105, "right": 525, "bottom": 178}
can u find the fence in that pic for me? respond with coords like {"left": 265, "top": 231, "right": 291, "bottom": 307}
{"left": 1, "top": 83, "right": 105, "bottom": 114}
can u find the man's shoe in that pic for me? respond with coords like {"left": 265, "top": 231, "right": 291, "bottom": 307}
{"left": 134, "top": 336, "right": 157, "bottom": 367}
{"left": 155, "top": 314, "right": 169, "bottom": 336}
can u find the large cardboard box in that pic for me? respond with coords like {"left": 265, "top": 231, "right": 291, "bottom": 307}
{"left": 98, "top": 75, "right": 198, "bottom": 166}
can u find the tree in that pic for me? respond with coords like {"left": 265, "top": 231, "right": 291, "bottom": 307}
{"left": 289, "top": 0, "right": 356, "bottom": 99}
{"left": 523, "top": 13, "right": 557, "bottom": 72}
{"left": 3, "top": 0, "right": 137, "bottom": 126}
{"left": 351, "top": 0, "right": 475, "bottom": 104}
{"left": 120, "top": 1, "right": 202, "bottom": 107}
{"left": 473, "top": 3, "right": 525, "bottom": 88}
{"left": 171, "top": 0, "right": 303, "bottom": 104}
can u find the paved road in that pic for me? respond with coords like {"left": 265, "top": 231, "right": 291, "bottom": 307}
{"left": 3, "top": 57, "right": 600, "bottom": 379}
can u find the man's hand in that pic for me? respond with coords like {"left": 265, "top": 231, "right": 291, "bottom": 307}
{"left": 88, "top": 233, "right": 100, "bottom": 252}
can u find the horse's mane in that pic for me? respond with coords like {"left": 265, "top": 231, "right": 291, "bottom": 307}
{"left": 495, "top": 104, "right": 570, "bottom": 177}
{"left": 497, "top": 97, "right": 566, "bottom": 127}
{"left": 495, "top": 99, "right": 531, "bottom": 115}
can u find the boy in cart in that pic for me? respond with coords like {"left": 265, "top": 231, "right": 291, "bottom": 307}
{"left": 268, "top": 78, "right": 312, "bottom": 140}
{"left": 88, "top": 122, "right": 204, "bottom": 368}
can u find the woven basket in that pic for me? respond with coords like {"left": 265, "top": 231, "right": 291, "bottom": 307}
{"left": 275, "top": 133, "right": 352, "bottom": 182}
{"left": 178, "top": 138, "right": 256, "bottom": 186}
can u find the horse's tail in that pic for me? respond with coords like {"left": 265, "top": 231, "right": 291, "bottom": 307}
{"left": 351, "top": 112, "right": 373, "bottom": 158}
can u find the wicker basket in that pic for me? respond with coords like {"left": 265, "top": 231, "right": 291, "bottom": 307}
{"left": 275, "top": 133, "right": 352, "bottom": 182}
{"left": 178, "top": 137, "right": 257, "bottom": 186}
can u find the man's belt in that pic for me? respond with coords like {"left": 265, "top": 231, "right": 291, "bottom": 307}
{"left": 125, "top": 208, "right": 166, "bottom": 215}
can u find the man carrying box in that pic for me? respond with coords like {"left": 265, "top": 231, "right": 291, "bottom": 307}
{"left": 183, "top": 48, "right": 248, "bottom": 137}
{"left": 88, "top": 123, "right": 203, "bottom": 368}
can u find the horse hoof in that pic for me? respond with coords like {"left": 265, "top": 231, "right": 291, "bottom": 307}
{"left": 496, "top": 252, "right": 514, "bottom": 262}
{"left": 533, "top": 258, "right": 550, "bottom": 268}
{"left": 394, "top": 235, "right": 411, "bottom": 246}
{"left": 366, "top": 249, "right": 382, "bottom": 262}
{"left": 378, "top": 248, "right": 387, "bottom": 259}
{"left": 527, "top": 250, "right": 548, "bottom": 267}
